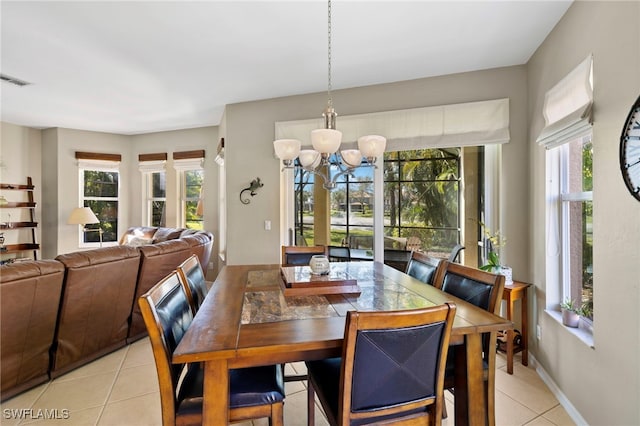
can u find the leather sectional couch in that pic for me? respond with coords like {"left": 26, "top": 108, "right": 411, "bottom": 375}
{"left": 0, "top": 226, "right": 213, "bottom": 400}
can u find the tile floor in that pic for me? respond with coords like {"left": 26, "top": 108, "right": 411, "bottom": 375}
{"left": 1, "top": 338, "right": 575, "bottom": 426}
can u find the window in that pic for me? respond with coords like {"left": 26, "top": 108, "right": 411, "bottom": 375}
{"left": 146, "top": 171, "right": 166, "bottom": 227}
{"left": 538, "top": 55, "right": 594, "bottom": 332}
{"left": 173, "top": 150, "right": 205, "bottom": 230}
{"left": 139, "top": 154, "right": 167, "bottom": 227}
{"left": 181, "top": 169, "right": 204, "bottom": 230}
{"left": 383, "top": 148, "right": 461, "bottom": 256}
{"left": 560, "top": 137, "right": 593, "bottom": 319}
{"left": 80, "top": 169, "right": 119, "bottom": 244}
{"left": 293, "top": 156, "right": 374, "bottom": 247}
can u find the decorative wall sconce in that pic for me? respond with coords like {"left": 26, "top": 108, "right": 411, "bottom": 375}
{"left": 240, "top": 177, "right": 263, "bottom": 204}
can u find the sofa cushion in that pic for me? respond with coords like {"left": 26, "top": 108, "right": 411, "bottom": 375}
{"left": 52, "top": 246, "right": 141, "bottom": 378}
{"left": 1, "top": 260, "right": 65, "bottom": 401}
{"left": 152, "top": 227, "right": 185, "bottom": 243}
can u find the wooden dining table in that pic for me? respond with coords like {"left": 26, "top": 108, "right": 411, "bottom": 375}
{"left": 173, "top": 261, "right": 512, "bottom": 426}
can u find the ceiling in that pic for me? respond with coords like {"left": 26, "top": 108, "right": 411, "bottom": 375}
{"left": 1, "top": 1, "right": 572, "bottom": 135}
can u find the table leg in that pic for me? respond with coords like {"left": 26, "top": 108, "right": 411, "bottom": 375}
{"left": 521, "top": 291, "right": 529, "bottom": 366}
{"left": 454, "top": 333, "right": 486, "bottom": 426}
{"left": 203, "top": 359, "right": 229, "bottom": 424}
{"left": 506, "top": 296, "right": 515, "bottom": 374}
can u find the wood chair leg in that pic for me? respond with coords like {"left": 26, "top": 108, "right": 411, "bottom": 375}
{"left": 270, "top": 401, "right": 284, "bottom": 426}
{"left": 307, "top": 381, "right": 316, "bottom": 425}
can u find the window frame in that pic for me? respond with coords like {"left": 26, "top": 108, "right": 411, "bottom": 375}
{"left": 144, "top": 171, "right": 167, "bottom": 227}
{"left": 545, "top": 134, "right": 594, "bottom": 345}
{"left": 179, "top": 168, "right": 204, "bottom": 230}
{"left": 77, "top": 166, "right": 120, "bottom": 247}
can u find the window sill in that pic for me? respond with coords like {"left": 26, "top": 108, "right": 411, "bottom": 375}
{"left": 545, "top": 309, "right": 594, "bottom": 349}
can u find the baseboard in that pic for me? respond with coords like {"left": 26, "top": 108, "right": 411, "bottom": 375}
{"left": 529, "top": 354, "right": 588, "bottom": 425}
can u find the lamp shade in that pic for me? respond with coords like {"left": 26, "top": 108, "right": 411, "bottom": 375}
{"left": 311, "top": 129, "right": 342, "bottom": 154}
{"left": 357, "top": 135, "right": 387, "bottom": 160}
{"left": 340, "top": 149, "right": 363, "bottom": 168}
{"left": 273, "top": 139, "right": 301, "bottom": 160}
{"left": 298, "top": 150, "right": 321, "bottom": 169}
{"left": 67, "top": 207, "right": 99, "bottom": 225}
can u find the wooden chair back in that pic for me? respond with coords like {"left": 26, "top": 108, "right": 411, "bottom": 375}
{"left": 405, "top": 251, "right": 443, "bottom": 285}
{"left": 176, "top": 254, "right": 209, "bottom": 315}
{"left": 432, "top": 261, "right": 504, "bottom": 425}
{"left": 328, "top": 246, "right": 351, "bottom": 262}
{"left": 433, "top": 261, "right": 504, "bottom": 315}
{"left": 281, "top": 245, "right": 327, "bottom": 266}
{"left": 138, "top": 272, "right": 196, "bottom": 426}
{"left": 307, "top": 303, "right": 456, "bottom": 426}
{"left": 140, "top": 271, "right": 285, "bottom": 426}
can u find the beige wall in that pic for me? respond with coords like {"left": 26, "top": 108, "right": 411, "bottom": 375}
{"left": 223, "top": 66, "right": 530, "bottom": 268}
{"left": 2, "top": 2, "right": 638, "bottom": 421}
{"left": 528, "top": 1, "right": 640, "bottom": 424}
{"left": 0, "top": 122, "right": 42, "bottom": 251}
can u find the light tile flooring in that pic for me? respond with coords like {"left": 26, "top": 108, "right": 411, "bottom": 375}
{"left": 1, "top": 338, "right": 575, "bottom": 426}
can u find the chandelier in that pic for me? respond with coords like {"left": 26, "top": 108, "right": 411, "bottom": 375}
{"left": 273, "top": 0, "right": 386, "bottom": 190}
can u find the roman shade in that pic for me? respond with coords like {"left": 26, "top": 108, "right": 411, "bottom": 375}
{"left": 536, "top": 55, "right": 593, "bottom": 149}
{"left": 76, "top": 151, "right": 120, "bottom": 171}
{"left": 173, "top": 150, "right": 205, "bottom": 171}
{"left": 275, "top": 98, "right": 510, "bottom": 151}
{"left": 138, "top": 153, "right": 167, "bottom": 173}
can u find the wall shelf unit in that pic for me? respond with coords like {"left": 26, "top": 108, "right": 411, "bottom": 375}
{"left": 0, "top": 177, "right": 39, "bottom": 262}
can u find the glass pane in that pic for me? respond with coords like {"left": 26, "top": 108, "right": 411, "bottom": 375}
{"left": 151, "top": 201, "right": 165, "bottom": 227}
{"left": 83, "top": 171, "right": 118, "bottom": 197}
{"left": 152, "top": 172, "right": 166, "bottom": 198}
{"left": 383, "top": 182, "right": 400, "bottom": 228}
{"left": 185, "top": 170, "right": 203, "bottom": 199}
{"left": 568, "top": 199, "right": 593, "bottom": 319}
{"left": 567, "top": 137, "right": 593, "bottom": 192}
{"left": 185, "top": 200, "right": 203, "bottom": 230}
{"left": 84, "top": 200, "right": 117, "bottom": 242}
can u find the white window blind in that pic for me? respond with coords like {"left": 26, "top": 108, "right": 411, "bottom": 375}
{"left": 537, "top": 55, "right": 593, "bottom": 149}
{"left": 275, "top": 98, "right": 510, "bottom": 151}
{"left": 139, "top": 160, "right": 166, "bottom": 173}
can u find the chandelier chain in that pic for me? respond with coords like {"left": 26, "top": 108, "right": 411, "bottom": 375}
{"left": 327, "top": 0, "right": 332, "bottom": 109}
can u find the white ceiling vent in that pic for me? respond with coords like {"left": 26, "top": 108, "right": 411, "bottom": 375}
{"left": 1, "top": 74, "right": 31, "bottom": 87}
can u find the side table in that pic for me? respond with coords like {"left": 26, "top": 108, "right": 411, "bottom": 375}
{"left": 499, "top": 280, "right": 531, "bottom": 374}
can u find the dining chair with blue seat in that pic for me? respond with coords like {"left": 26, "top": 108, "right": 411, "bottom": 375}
{"left": 306, "top": 302, "right": 457, "bottom": 426}
{"left": 176, "top": 254, "right": 210, "bottom": 316}
{"left": 281, "top": 245, "right": 327, "bottom": 266}
{"left": 405, "top": 250, "right": 443, "bottom": 285}
{"left": 433, "top": 261, "right": 505, "bottom": 425}
{"left": 328, "top": 245, "right": 351, "bottom": 262}
{"left": 139, "top": 271, "right": 285, "bottom": 426}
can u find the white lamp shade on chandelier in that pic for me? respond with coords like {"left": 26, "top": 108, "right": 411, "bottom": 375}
{"left": 272, "top": 0, "right": 387, "bottom": 190}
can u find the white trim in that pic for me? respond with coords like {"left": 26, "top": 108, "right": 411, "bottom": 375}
{"left": 530, "top": 353, "right": 590, "bottom": 426}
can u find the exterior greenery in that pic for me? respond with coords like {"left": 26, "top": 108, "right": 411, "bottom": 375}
{"left": 293, "top": 148, "right": 462, "bottom": 258}
{"left": 82, "top": 170, "right": 118, "bottom": 243}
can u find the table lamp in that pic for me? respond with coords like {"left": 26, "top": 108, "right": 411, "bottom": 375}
{"left": 67, "top": 207, "right": 103, "bottom": 247}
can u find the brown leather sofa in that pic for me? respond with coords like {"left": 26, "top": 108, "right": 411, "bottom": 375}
{"left": 51, "top": 246, "right": 141, "bottom": 378}
{"left": 0, "top": 226, "right": 214, "bottom": 400}
{"left": 1, "top": 260, "right": 65, "bottom": 401}
{"left": 120, "top": 226, "right": 214, "bottom": 342}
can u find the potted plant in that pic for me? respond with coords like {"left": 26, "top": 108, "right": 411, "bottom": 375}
{"left": 577, "top": 302, "right": 593, "bottom": 333}
{"left": 560, "top": 298, "right": 580, "bottom": 328}
{"left": 478, "top": 222, "right": 513, "bottom": 284}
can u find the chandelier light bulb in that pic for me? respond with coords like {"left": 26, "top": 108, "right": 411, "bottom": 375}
{"left": 298, "top": 150, "right": 321, "bottom": 169}
{"left": 274, "top": 139, "right": 301, "bottom": 160}
{"left": 311, "top": 128, "right": 342, "bottom": 154}
{"left": 340, "top": 149, "right": 363, "bottom": 168}
{"left": 358, "top": 135, "right": 387, "bottom": 161}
